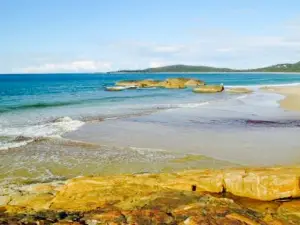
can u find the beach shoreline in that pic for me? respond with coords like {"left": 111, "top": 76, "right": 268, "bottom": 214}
{"left": 261, "top": 85, "right": 300, "bottom": 112}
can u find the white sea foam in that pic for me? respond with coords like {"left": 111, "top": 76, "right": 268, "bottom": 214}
{"left": 0, "top": 139, "right": 35, "bottom": 151}
{"left": 155, "top": 102, "right": 210, "bottom": 110}
{"left": 226, "top": 82, "right": 300, "bottom": 91}
{"left": 236, "top": 95, "right": 248, "bottom": 100}
{"left": 176, "top": 102, "right": 210, "bottom": 108}
{"left": 0, "top": 116, "right": 85, "bottom": 150}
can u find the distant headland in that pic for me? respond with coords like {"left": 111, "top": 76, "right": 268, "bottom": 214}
{"left": 111, "top": 61, "right": 300, "bottom": 73}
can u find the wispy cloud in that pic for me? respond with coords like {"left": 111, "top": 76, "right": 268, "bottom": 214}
{"left": 18, "top": 60, "right": 112, "bottom": 73}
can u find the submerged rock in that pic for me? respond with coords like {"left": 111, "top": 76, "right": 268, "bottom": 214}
{"left": 115, "top": 80, "right": 140, "bottom": 87}
{"left": 14, "top": 136, "right": 32, "bottom": 142}
{"left": 227, "top": 87, "right": 253, "bottom": 94}
{"left": 105, "top": 86, "right": 135, "bottom": 91}
{"left": 193, "top": 84, "right": 224, "bottom": 93}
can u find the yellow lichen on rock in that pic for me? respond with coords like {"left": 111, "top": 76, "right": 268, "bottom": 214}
{"left": 173, "top": 169, "right": 224, "bottom": 193}
{"left": 8, "top": 193, "right": 54, "bottom": 211}
{"left": 184, "top": 79, "right": 205, "bottom": 87}
{"left": 161, "top": 78, "right": 189, "bottom": 89}
{"left": 138, "top": 79, "right": 165, "bottom": 87}
{"left": 223, "top": 167, "right": 300, "bottom": 201}
{"left": 161, "top": 78, "right": 205, "bottom": 89}
{"left": 47, "top": 166, "right": 300, "bottom": 212}
{"left": 0, "top": 196, "right": 10, "bottom": 207}
{"left": 3, "top": 166, "right": 300, "bottom": 221}
{"left": 278, "top": 200, "right": 300, "bottom": 217}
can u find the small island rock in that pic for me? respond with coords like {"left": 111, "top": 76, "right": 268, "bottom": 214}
{"left": 115, "top": 78, "right": 205, "bottom": 89}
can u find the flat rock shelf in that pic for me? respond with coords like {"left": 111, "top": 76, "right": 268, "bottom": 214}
{"left": 1, "top": 166, "right": 300, "bottom": 224}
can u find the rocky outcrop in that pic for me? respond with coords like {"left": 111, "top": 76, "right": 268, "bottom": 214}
{"left": 2, "top": 166, "right": 300, "bottom": 224}
{"left": 222, "top": 167, "right": 300, "bottom": 200}
{"left": 193, "top": 84, "right": 224, "bottom": 93}
{"left": 115, "top": 78, "right": 205, "bottom": 89}
{"left": 184, "top": 78, "right": 205, "bottom": 87}
{"left": 160, "top": 78, "right": 205, "bottom": 89}
{"left": 115, "top": 79, "right": 164, "bottom": 88}
{"left": 161, "top": 78, "right": 188, "bottom": 89}
{"left": 138, "top": 79, "right": 165, "bottom": 88}
{"left": 227, "top": 87, "right": 253, "bottom": 94}
{"left": 2, "top": 193, "right": 299, "bottom": 224}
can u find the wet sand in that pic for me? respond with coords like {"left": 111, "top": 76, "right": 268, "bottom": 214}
{"left": 65, "top": 96, "right": 300, "bottom": 167}
{"left": 262, "top": 85, "right": 300, "bottom": 111}
{"left": 65, "top": 118, "right": 300, "bottom": 166}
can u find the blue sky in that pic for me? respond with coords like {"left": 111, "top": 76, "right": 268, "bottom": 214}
{"left": 1, "top": 0, "right": 300, "bottom": 73}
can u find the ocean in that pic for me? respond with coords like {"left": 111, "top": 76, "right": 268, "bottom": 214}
{"left": 1, "top": 73, "right": 300, "bottom": 185}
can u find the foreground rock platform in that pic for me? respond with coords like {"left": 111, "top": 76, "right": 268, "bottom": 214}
{"left": 1, "top": 166, "right": 300, "bottom": 224}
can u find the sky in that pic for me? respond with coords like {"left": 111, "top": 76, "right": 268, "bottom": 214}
{"left": 1, "top": 0, "right": 300, "bottom": 73}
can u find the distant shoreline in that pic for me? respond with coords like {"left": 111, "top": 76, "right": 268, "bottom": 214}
{"left": 109, "top": 71, "right": 300, "bottom": 75}
{"left": 3, "top": 71, "right": 300, "bottom": 75}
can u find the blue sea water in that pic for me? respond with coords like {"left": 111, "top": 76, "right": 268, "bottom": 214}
{"left": 1, "top": 72, "right": 300, "bottom": 150}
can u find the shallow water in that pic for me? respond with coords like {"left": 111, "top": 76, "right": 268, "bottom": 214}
{"left": 1, "top": 73, "right": 300, "bottom": 186}
{"left": 1, "top": 72, "right": 300, "bottom": 150}
{"left": 0, "top": 138, "right": 234, "bottom": 186}
{"left": 66, "top": 104, "right": 300, "bottom": 166}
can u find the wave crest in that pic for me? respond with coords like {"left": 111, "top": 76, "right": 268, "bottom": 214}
{"left": 0, "top": 116, "right": 84, "bottom": 150}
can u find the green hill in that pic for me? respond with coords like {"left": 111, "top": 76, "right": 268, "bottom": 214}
{"left": 115, "top": 61, "right": 300, "bottom": 73}
{"left": 250, "top": 61, "right": 300, "bottom": 72}
{"left": 144, "top": 64, "right": 234, "bottom": 73}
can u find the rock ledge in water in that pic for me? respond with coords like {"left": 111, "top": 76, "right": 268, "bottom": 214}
{"left": 115, "top": 78, "right": 205, "bottom": 89}
{"left": 193, "top": 84, "right": 224, "bottom": 93}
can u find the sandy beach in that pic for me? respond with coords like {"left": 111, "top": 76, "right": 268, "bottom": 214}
{"left": 262, "top": 85, "right": 300, "bottom": 111}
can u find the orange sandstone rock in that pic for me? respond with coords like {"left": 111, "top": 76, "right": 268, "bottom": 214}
{"left": 193, "top": 84, "right": 224, "bottom": 93}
